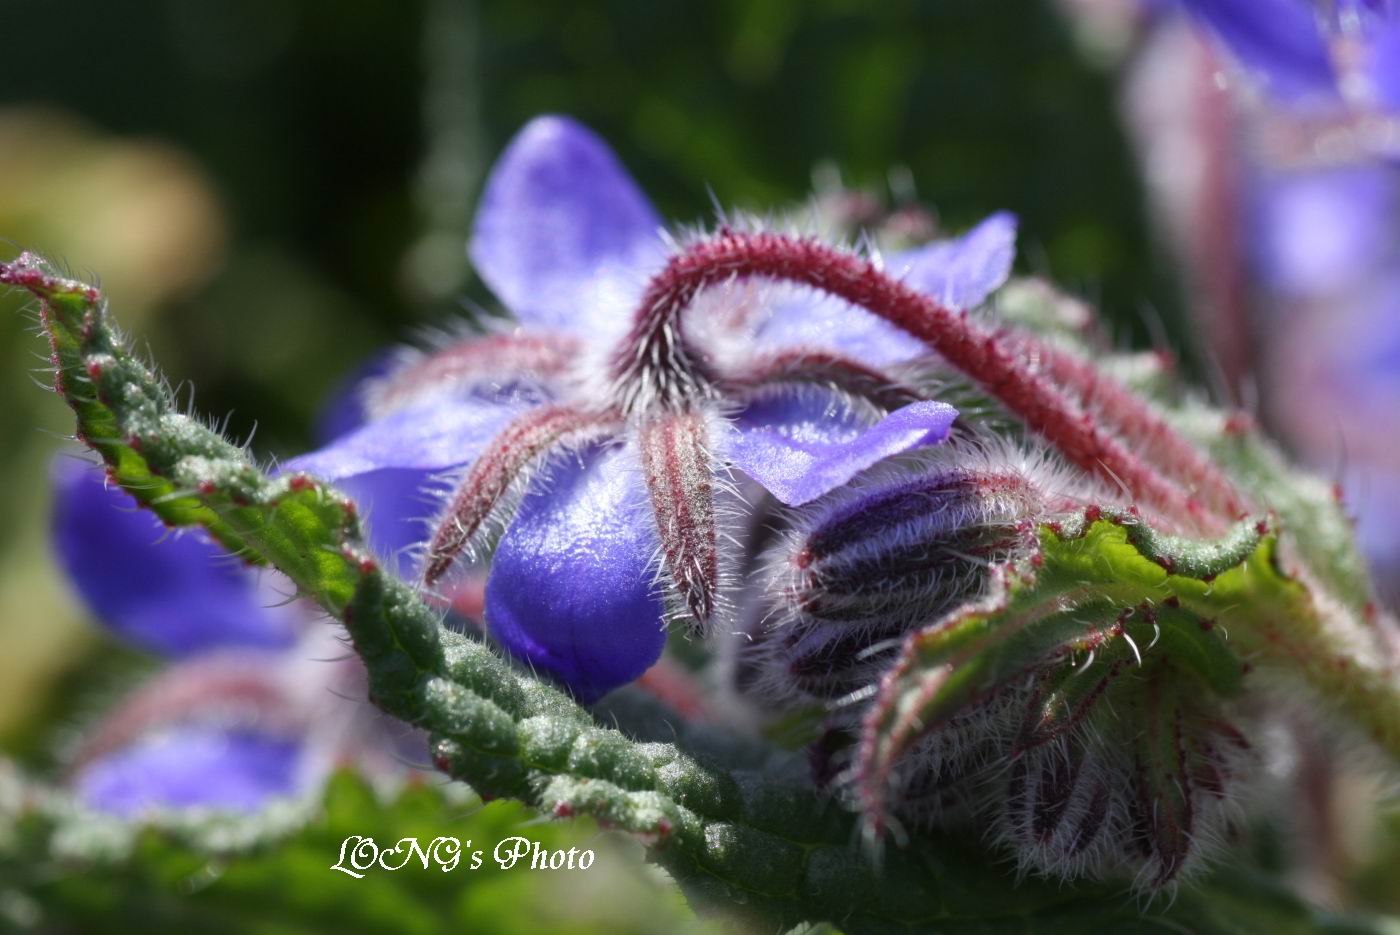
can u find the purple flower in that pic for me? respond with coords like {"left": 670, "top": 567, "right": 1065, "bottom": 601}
{"left": 1178, "top": 0, "right": 1338, "bottom": 101}
{"left": 51, "top": 458, "right": 303, "bottom": 659}
{"left": 288, "top": 115, "right": 1017, "bottom": 703}
{"left": 75, "top": 728, "right": 304, "bottom": 816}
{"left": 52, "top": 458, "right": 420, "bottom": 816}
{"left": 1247, "top": 164, "right": 1400, "bottom": 299}
{"left": 1178, "top": 0, "right": 1400, "bottom": 109}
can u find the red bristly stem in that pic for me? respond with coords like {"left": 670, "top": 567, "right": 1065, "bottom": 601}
{"left": 639, "top": 407, "right": 720, "bottom": 627}
{"left": 635, "top": 656, "right": 717, "bottom": 722}
{"left": 611, "top": 231, "right": 1222, "bottom": 529}
{"left": 1026, "top": 341, "right": 1246, "bottom": 521}
{"left": 423, "top": 404, "right": 619, "bottom": 585}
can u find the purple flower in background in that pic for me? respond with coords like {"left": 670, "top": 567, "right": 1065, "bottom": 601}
{"left": 1110, "top": 0, "right": 1400, "bottom": 595}
{"left": 1177, "top": 0, "right": 1338, "bottom": 101}
{"left": 288, "top": 115, "right": 1017, "bottom": 702}
{"left": 52, "top": 458, "right": 421, "bottom": 816}
{"left": 1248, "top": 164, "right": 1399, "bottom": 298}
{"left": 1178, "top": 0, "right": 1400, "bottom": 108}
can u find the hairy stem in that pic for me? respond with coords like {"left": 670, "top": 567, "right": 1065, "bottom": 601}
{"left": 610, "top": 231, "right": 1225, "bottom": 530}
{"left": 1217, "top": 564, "right": 1400, "bottom": 761}
{"left": 638, "top": 407, "right": 721, "bottom": 627}
{"left": 1027, "top": 340, "right": 1245, "bottom": 521}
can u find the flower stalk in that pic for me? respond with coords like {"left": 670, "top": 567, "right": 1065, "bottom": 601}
{"left": 609, "top": 230, "right": 1235, "bottom": 532}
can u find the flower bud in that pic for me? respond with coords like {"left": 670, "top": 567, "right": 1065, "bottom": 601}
{"left": 1120, "top": 676, "right": 1253, "bottom": 888}
{"left": 884, "top": 690, "right": 1020, "bottom": 827}
{"left": 748, "top": 622, "right": 903, "bottom": 701}
{"left": 769, "top": 462, "right": 1045, "bottom": 635}
{"left": 996, "top": 731, "right": 1123, "bottom": 882}
{"left": 993, "top": 661, "right": 1256, "bottom": 889}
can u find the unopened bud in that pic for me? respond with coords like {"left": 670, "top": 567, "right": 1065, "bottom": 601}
{"left": 885, "top": 691, "right": 1020, "bottom": 827}
{"left": 750, "top": 622, "right": 903, "bottom": 701}
{"left": 997, "top": 732, "right": 1122, "bottom": 881}
{"left": 1121, "top": 676, "right": 1252, "bottom": 888}
{"left": 772, "top": 465, "right": 1044, "bottom": 633}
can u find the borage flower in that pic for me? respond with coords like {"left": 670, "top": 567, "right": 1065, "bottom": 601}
{"left": 289, "top": 115, "right": 1019, "bottom": 702}
{"left": 51, "top": 458, "right": 423, "bottom": 816}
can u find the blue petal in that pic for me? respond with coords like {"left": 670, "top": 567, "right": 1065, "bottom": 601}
{"left": 282, "top": 397, "right": 527, "bottom": 481}
{"left": 754, "top": 292, "right": 928, "bottom": 365}
{"left": 484, "top": 445, "right": 666, "bottom": 703}
{"left": 1367, "top": 15, "right": 1400, "bottom": 110}
{"left": 313, "top": 361, "right": 439, "bottom": 573}
{"left": 729, "top": 393, "right": 959, "bottom": 506}
{"left": 75, "top": 726, "right": 304, "bottom": 816}
{"left": 313, "top": 351, "right": 396, "bottom": 445}
{"left": 891, "top": 211, "right": 1018, "bottom": 310}
{"left": 469, "top": 115, "right": 665, "bottom": 334}
{"left": 1249, "top": 166, "right": 1398, "bottom": 297}
{"left": 1335, "top": 0, "right": 1395, "bottom": 34}
{"left": 1179, "top": 0, "right": 1338, "bottom": 101}
{"left": 50, "top": 459, "right": 295, "bottom": 657}
{"left": 336, "top": 468, "right": 436, "bottom": 576}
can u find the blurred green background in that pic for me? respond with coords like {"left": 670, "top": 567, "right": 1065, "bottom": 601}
{"left": 0, "top": 0, "right": 1182, "bottom": 928}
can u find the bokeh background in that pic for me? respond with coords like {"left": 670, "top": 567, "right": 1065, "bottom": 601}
{"left": 5, "top": 0, "right": 1394, "bottom": 929}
